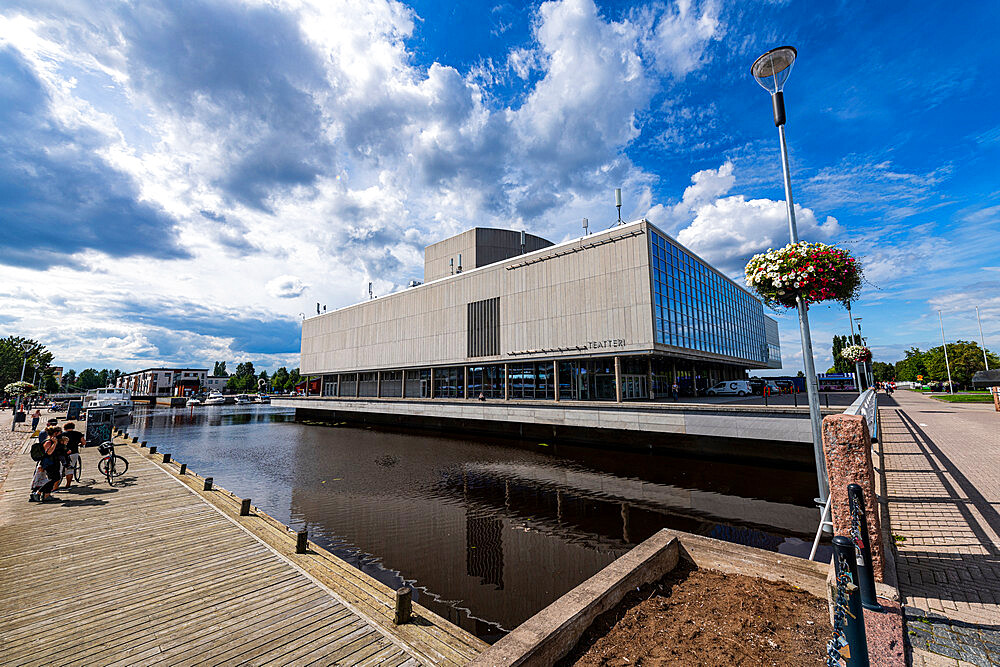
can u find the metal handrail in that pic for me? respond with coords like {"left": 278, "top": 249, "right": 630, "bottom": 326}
{"left": 808, "top": 388, "right": 878, "bottom": 561}
{"left": 844, "top": 387, "right": 878, "bottom": 441}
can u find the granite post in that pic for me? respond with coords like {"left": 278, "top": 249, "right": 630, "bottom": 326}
{"left": 822, "top": 414, "right": 885, "bottom": 581}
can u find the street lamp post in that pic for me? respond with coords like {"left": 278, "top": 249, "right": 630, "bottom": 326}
{"left": 938, "top": 311, "right": 954, "bottom": 394}
{"left": 752, "top": 46, "right": 828, "bottom": 505}
{"left": 977, "top": 306, "right": 989, "bottom": 370}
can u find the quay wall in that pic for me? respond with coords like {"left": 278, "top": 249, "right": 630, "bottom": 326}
{"left": 278, "top": 397, "right": 823, "bottom": 467}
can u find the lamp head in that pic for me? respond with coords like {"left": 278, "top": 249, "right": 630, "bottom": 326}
{"left": 751, "top": 46, "right": 797, "bottom": 94}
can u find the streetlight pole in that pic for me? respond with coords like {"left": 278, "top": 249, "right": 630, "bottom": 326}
{"left": 752, "top": 46, "right": 828, "bottom": 505}
{"left": 977, "top": 306, "right": 989, "bottom": 370}
{"left": 938, "top": 310, "right": 954, "bottom": 394}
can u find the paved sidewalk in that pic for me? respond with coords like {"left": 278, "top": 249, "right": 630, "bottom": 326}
{"left": 878, "top": 391, "right": 1000, "bottom": 665}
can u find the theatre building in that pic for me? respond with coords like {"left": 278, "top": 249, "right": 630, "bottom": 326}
{"left": 300, "top": 220, "right": 781, "bottom": 402}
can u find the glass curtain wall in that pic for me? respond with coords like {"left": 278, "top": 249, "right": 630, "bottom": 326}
{"left": 433, "top": 367, "right": 464, "bottom": 398}
{"left": 650, "top": 230, "right": 766, "bottom": 364}
{"left": 340, "top": 373, "right": 358, "bottom": 397}
{"left": 468, "top": 365, "right": 504, "bottom": 399}
{"left": 381, "top": 371, "right": 402, "bottom": 397}
{"left": 507, "top": 362, "right": 554, "bottom": 400}
{"left": 358, "top": 372, "right": 378, "bottom": 397}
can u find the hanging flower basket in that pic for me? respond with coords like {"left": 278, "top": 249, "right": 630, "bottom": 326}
{"left": 841, "top": 345, "right": 871, "bottom": 363}
{"left": 744, "top": 242, "right": 862, "bottom": 309}
{"left": 3, "top": 381, "right": 35, "bottom": 397}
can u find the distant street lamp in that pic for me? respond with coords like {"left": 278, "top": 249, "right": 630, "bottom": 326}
{"left": 977, "top": 306, "right": 989, "bottom": 370}
{"left": 751, "top": 46, "right": 828, "bottom": 505}
{"left": 938, "top": 310, "right": 954, "bottom": 394}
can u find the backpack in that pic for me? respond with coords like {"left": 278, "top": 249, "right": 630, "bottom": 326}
{"left": 30, "top": 441, "right": 45, "bottom": 462}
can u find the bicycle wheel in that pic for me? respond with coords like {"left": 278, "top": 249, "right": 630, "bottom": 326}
{"left": 98, "top": 456, "right": 113, "bottom": 485}
{"left": 97, "top": 455, "right": 129, "bottom": 477}
{"left": 72, "top": 456, "right": 82, "bottom": 481}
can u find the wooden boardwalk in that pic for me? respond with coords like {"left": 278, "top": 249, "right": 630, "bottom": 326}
{"left": 0, "top": 435, "right": 486, "bottom": 666}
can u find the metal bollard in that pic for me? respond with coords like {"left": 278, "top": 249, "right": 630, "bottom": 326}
{"left": 394, "top": 587, "right": 412, "bottom": 625}
{"left": 240, "top": 498, "right": 251, "bottom": 516}
{"left": 179, "top": 463, "right": 187, "bottom": 475}
{"left": 162, "top": 453, "right": 171, "bottom": 464}
{"left": 132, "top": 436, "right": 138, "bottom": 443}
{"left": 831, "top": 536, "right": 870, "bottom": 666}
{"left": 149, "top": 446, "right": 157, "bottom": 454}
{"left": 296, "top": 530, "right": 308, "bottom": 554}
{"left": 847, "top": 484, "right": 882, "bottom": 611}
{"left": 140, "top": 441, "right": 147, "bottom": 448}
{"left": 793, "top": 390, "right": 798, "bottom": 407}
{"left": 204, "top": 477, "right": 213, "bottom": 491}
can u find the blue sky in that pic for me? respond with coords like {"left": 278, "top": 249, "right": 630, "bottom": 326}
{"left": 1, "top": 0, "right": 997, "bottom": 374}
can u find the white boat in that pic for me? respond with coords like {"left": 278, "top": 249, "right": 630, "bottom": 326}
{"left": 187, "top": 397, "right": 203, "bottom": 406}
{"left": 85, "top": 388, "right": 133, "bottom": 411}
{"left": 204, "top": 391, "right": 226, "bottom": 405}
{"left": 235, "top": 394, "right": 253, "bottom": 404}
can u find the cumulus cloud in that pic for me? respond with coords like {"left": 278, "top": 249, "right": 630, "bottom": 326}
{"left": 266, "top": 275, "right": 309, "bottom": 299}
{"left": 639, "top": 0, "right": 722, "bottom": 78}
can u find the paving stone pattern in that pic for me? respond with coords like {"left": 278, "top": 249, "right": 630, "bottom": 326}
{"left": 879, "top": 391, "right": 1000, "bottom": 664}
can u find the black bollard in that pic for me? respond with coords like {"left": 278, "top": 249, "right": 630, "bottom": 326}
{"left": 832, "top": 536, "right": 870, "bottom": 666}
{"left": 847, "top": 484, "right": 882, "bottom": 611}
{"left": 149, "top": 446, "right": 157, "bottom": 455}
{"left": 162, "top": 453, "right": 171, "bottom": 463}
{"left": 394, "top": 587, "right": 412, "bottom": 625}
{"left": 793, "top": 390, "right": 798, "bottom": 407}
{"left": 296, "top": 530, "right": 308, "bottom": 554}
{"left": 140, "top": 441, "right": 147, "bottom": 448}
{"left": 204, "top": 477, "right": 213, "bottom": 491}
{"left": 132, "top": 436, "right": 138, "bottom": 443}
{"left": 179, "top": 463, "right": 187, "bottom": 475}
{"left": 240, "top": 498, "right": 251, "bottom": 516}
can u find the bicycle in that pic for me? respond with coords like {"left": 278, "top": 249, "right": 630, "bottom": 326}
{"left": 70, "top": 454, "right": 82, "bottom": 483}
{"left": 96, "top": 441, "right": 129, "bottom": 485}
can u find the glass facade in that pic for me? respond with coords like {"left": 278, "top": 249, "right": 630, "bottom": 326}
{"left": 650, "top": 229, "right": 767, "bottom": 364}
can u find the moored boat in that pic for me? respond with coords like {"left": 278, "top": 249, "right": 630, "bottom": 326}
{"left": 204, "top": 391, "right": 225, "bottom": 405}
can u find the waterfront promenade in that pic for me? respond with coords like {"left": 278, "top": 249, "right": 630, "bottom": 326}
{"left": 0, "top": 428, "right": 485, "bottom": 665}
{"left": 879, "top": 391, "right": 1000, "bottom": 665}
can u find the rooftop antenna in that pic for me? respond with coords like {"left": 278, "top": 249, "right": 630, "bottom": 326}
{"left": 316, "top": 302, "right": 321, "bottom": 315}
{"left": 520, "top": 230, "right": 526, "bottom": 255}
{"left": 615, "top": 188, "right": 623, "bottom": 225}
{"left": 323, "top": 305, "right": 327, "bottom": 313}
{"left": 450, "top": 258, "right": 454, "bottom": 275}
{"left": 457, "top": 253, "right": 463, "bottom": 273}
{"left": 368, "top": 282, "right": 373, "bottom": 300}
{"left": 582, "top": 217, "right": 589, "bottom": 235}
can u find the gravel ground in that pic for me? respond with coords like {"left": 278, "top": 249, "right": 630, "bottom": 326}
{"left": 0, "top": 411, "right": 33, "bottom": 489}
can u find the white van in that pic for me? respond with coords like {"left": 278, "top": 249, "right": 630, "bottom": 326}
{"left": 706, "top": 380, "right": 752, "bottom": 397}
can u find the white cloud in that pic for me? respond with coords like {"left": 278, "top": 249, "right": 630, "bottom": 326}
{"left": 266, "top": 275, "right": 309, "bottom": 299}
{"left": 640, "top": 0, "right": 722, "bottom": 78}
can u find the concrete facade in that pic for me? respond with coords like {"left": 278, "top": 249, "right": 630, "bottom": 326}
{"left": 301, "top": 221, "right": 779, "bottom": 398}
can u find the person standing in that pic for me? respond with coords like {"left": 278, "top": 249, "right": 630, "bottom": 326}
{"left": 671, "top": 382, "right": 679, "bottom": 402}
{"left": 30, "top": 431, "right": 61, "bottom": 502}
{"left": 62, "top": 422, "right": 85, "bottom": 489}
{"left": 30, "top": 409, "right": 41, "bottom": 432}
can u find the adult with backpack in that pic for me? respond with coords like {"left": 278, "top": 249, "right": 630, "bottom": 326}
{"left": 30, "top": 427, "right": 62, "bottom": 502}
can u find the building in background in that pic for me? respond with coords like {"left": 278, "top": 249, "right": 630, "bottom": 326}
{"left": 116, "top": 368, "right": 208, "bottom": 396}
{"left": 300, "top": 221, "right": 780, "bottom": 401}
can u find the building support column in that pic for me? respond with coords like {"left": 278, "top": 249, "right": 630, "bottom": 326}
{"left": 304, "top": 376, "right": 309, "bottom": 397}
{"left": 648, "top": 356, "right": 655, "bottom": 401}
{"left": 400, "top": 370, "right": 406, "bottom": 398}
{"left": 376, "top": 371, "right": 382, "bottom": 398}
{"left": 553, "top": 361, "right": 560, "bottom": 402}
{"left": 463, "top": 366, "right": 469, "bottom": 400}
{"left": 503, "top": 363, "right": 509, "bottom": 401}
{"left": 614, "top": 356, "right": 622, "bottom": 403}
{"left": 429, "top": 368, "right": 435, "bottom": 399}
{"left": 336, "top": 374, "right": 341, "bottom": 397}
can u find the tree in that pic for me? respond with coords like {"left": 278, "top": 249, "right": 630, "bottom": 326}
{"left": 63, "top": 369, "right": 77, "bottom": 388}
{"left": 872, "top": 361, "right": 895, "bottom": 382}
{"left": 98, "top": 369, "right": 111, "bottom": 387}
{"left": 213, "top": 361, "right": 228, "bottom": 377}
{"left": 894, "top": 347, "right": 927, "bottom": 382}
{"left": 831, "top": 334, "right": 864, "bottom": 374}
{"left": 76, "top": 368, "right": 103, "bottom": 390}
{"left": 226, "top": 362, "right": 257, "bottom": 392}
{"left": 272, "top": 367, "right": 289, "bottom": 391}
{"left": 257, "top": 370, "right": 270, "bottom": 393}
{"left": 286, "top": 368, "right": 301, "bottom": 391}
{"left": 0, "top": 336, "right": 54, "bottom": 390}
{"left": 43, "top": 373, "right": 60, "bottom": 394}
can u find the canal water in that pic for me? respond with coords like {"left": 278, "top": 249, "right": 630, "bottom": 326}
{"left": 129, "top": 403, "right": 828, "bottom": 642}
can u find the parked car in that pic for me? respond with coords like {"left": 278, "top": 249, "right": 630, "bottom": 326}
{"left": 706, "top": 380, "right": 752, "bottom": 397}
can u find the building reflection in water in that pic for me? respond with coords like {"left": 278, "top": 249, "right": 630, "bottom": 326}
{"left": 131, "top": 405, "right": 826, "bottom": 643}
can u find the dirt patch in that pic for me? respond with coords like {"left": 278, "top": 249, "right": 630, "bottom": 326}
{"left": 560, "top": 561, "right": 829, "bottom": 666}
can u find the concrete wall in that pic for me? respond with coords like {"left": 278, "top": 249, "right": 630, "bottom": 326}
{"left": 301, "top": 222, "right": 656, "bottom": 374}
{"left": 423, "top": 228, "right": 554, "bottom": 282}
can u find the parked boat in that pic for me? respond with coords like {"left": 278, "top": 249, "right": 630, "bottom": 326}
{"left": 234, "top": 394, "right": 253, "bottom": 404}
{"left": 85, "top": 388, "right": 133, "bottom": 411}
{"left": 204, "top": 391, "right": 225, "bottom": 405}
{"left": 187, "top": 397, "right": 203, "bottom": 406}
